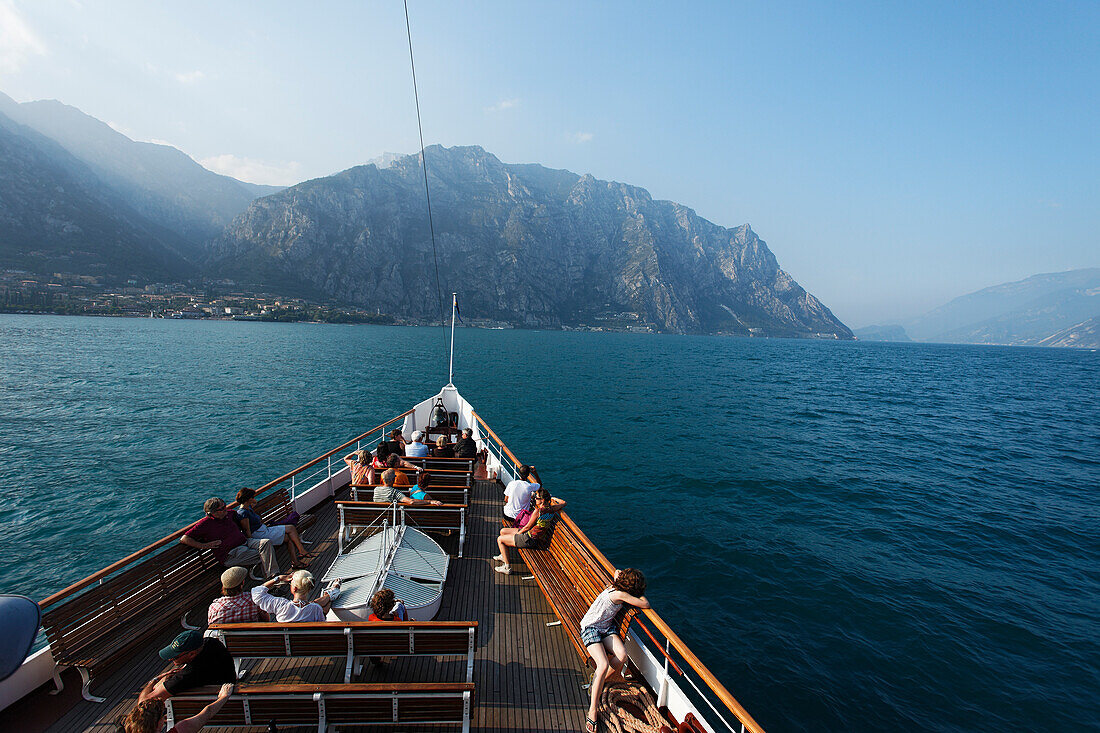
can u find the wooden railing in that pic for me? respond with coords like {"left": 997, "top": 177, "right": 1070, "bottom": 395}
{"left": 473, "top": 410, "right": 765, "bottom": 733}
{"left": 38, "top": 410, "right": 413, "bottom": 610}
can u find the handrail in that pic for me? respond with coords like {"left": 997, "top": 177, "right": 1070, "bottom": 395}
{"left": 483, "top": 421, "right": 766, "bottom": 733}
{"left": 631, "top": 616, "right": 684, "bottom": 676}
{"left": 470, "top": 410, "right": 521, "bottom": 468}
{"left": 39, "top": 410, "right": 413, "bottom": 610}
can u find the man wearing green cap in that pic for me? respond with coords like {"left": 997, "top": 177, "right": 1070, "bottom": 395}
{"left": 138, "top": 629, "right": 236, "bottom": 702}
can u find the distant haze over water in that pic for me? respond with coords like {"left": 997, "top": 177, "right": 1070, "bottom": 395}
{"left": 0, "top": 316, "right": 1097, "bottom": 731}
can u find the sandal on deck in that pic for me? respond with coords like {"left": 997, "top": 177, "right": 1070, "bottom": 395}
{"left": 584, "top": 715, "right": 597, "bottom": 733}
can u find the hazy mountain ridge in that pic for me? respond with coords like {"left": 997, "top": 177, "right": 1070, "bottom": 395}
{"left": 0, "top": 92, "right": 280, "bottom": 255}
{"left": 210, "top": 145, "right": 852, "bottom": 337}
{"left": 863, "top": 269, "right": 1100, "bottom": 348}
{"left": 0, "top": 108, "right": 196, "bottom": 281}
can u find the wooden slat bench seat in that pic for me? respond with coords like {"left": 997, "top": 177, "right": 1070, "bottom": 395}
{"left": 513, "top": 515, "right": 635, "bottom": 665}
{"left": 208, "top": 620, "right": 477, "bottom": 683}
{"left": 41, "top": 541, "right": 223, "bottom": 702}
{"left": 337, "top": 501, "right": 468, "bottom": 557}
{"left": 399, "top": 456, "right": 475, "bottom": 471}
{"left": 252, "top": 485, "right": 316, "bottom": 533}
{"left": 165, "top": 681, "right": 474, "bottom": 732}
{"left": 350, "top": 483, "right": 469, "bottom": 506}
{"left": 39, "top": 485, "right": 316, "bottom": 703}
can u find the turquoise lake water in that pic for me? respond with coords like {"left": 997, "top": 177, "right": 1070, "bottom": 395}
{"left": 0, "top": 314, "right": 1097, "bottom": 732}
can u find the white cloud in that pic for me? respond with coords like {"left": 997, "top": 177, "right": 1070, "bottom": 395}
{"left": 486, "top": 98, "right": 519, "bottom": 113}
{"left": 174, "top": 70, "right": 205, "bottom": 85}
{"left": 570, "top": 131, "right": 594, "bottom": 144}
{"left": 200, "top": 154, "right": 302, "bottom": 186}
{"left": 0, "top": 1, "right": 47, "bottom": 75}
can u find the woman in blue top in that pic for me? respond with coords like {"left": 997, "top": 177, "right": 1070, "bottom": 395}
{"left": 234, "top": 488, "right": 312, "bottom": 568}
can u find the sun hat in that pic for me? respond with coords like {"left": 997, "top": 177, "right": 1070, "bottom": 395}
{"left": 159, "top": 629, "right": 203, "bottom": 660}
{"left": 221, "top": 566, "right": 248, "bottom": 588}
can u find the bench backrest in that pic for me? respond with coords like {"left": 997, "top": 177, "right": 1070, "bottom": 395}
{"left": 42, "top": 541, "right": 221, "bottom": 664}
{"left": 209, "top": 621, "right": 477, "bottom": 683}
{"left": 350, "top": 485, "right": 468, "bottom": 504}
{"left": 399, "top": 457, "right": 476, "bottom": 473}
{"left": 166, "top": 682, "right": 473, "bottom": 731}
{"left": 337, "top": 501, "right": 467, "bottom": 557}
{"left": 253, "top": 487, "right": 295, "bottom": 526}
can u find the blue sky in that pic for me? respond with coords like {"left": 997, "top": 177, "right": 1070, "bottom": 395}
{"left": 0, "top": 1, "right": 1096, "bottom": 326}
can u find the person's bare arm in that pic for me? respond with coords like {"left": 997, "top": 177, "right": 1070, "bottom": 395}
{"left": 400, "top": 458, "right": 418, "bottom": 470}
{"left": 529, "top": 466, "right": 542, "bottom": 484}
{"left": 173, "top": 683, "right": 234, "bottom": 733}
{"left": 546, "top": 497, "right": 567, "bottom": 512}
{"left": 238, "top": 515, "right": 252, "bottom": 539}
{"left": 180, "top": 535, "right": 221, "bottom": 551}
{"left": 609, "top": 590, "right": 651, "bottom": 609}
{"left": 400, "top": 496, "right": 443, "bottom": 507}
{"left": 138, "top": 676, "right": 171, "bottom": 702}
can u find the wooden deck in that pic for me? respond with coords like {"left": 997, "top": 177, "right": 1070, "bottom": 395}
{"left": 7, "top": 478, "right": 591, "bottom": 732}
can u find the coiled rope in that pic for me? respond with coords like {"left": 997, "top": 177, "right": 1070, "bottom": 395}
{"left": 598, "top": 681, "right": 668, "bottom": 733}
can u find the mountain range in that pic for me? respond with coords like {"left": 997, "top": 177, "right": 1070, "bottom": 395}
{"left": 0, "top": 92, "right": 852, "bottom": 338}
{"left": 209, "top": 145, "right": 851, "bottom": 336}
{"left": 855, "top": 268, "right": 1100, "bottom": 348}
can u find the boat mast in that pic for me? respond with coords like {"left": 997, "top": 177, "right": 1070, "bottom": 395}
{"left": 448, "top": 292, "right": 457, "bottom": 386}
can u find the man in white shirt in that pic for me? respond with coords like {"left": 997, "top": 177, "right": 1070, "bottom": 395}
{"left": 503, "top": 464, "right": 542, "bottom": 523}
{"left": 405, "top": 430, "right": 430, "bottom": 458}
{"left": 251, "top": 570, "right": 341, "bottom": 622}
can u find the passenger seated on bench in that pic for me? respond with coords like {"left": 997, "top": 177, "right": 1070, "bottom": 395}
{"left": 367, "top": 588, "right": 408, "bottom": 665}
{"left": 251, "top": 570, "right": 342, "bottom": 622}
{"left": 503, "top": 464, "right": 542, "bottom": 524}
{"left": 368, "top": 588, "right": 408, "bottom": 622}
{"left": 405, "top": 430, "right": 430, "bottom": 457}
{"left": 180, "top": 498, "right": 279, "bottom": 578}
{"left": 386, "top": 453, "right": 418, "bottom": 486}
{"left": 494, "top": 488, "right": 566, "bottom": 575}
{"left": 208, "top": 566, "right": 264, "bottom": 625}
{"left": 375, "top": 469, "right": 442, "bottom": 506}
{"left": 123, "top": 682, "right": 233, "bottom": 733}
{"left": 453, "top": 428, "right": 477, "bottom": 459}
{"left": 235, "top": 488, "right": 312, "bottom": 569}
{"left": 138, "top": 630, "right": 236, "bottom": 702}
{"left": 582, "top": 569, "right": 651, "bottom": 733}
{"left": 410, "top": 471, "right": 437, "bottom": 501}
{"left": 388, "top": 428, "right": 407, "bottom": 455}
{"left": 344, "top": 449, "right": 374, "bottom": 486}
{"left": 432, "top": 435, "right": 455, "bottom": 458}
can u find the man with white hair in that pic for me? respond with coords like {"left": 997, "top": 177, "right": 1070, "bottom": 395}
{"left": 251, "top": 570, "right": 342, "bottom": 622}
{"left": 405, "top": 430, "right": 430, "bottom": 457}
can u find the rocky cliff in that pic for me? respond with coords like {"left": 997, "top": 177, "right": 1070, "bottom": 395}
{"left": 210, "top": 145, "right": 852, "bottom": 337}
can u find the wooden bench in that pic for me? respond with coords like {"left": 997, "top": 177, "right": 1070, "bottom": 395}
{"left": 208, "top": 620, "right": 477, "bottom": 683}
{"left": 39, "top": 485, "right": 315, "bottom": 702}
{"left": 41, "top": 541, "right": 223, "bottom": 702}
{"left": 512, "top": 515, "right": 635, "bottom": 665}
{"left": 252, "top": 485, "right": 317, "bottom": 533}
{"left": 400, "top": 456, "right": 476, "bottom": 472}
{"left": 165, "top": 682, "right": 473, "bottom": 732}
{"left": 337, "top": 501, "right": 467, "bottom": 557}
{"left": 350, "top": 483, "right": 469, "bottom": 506}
